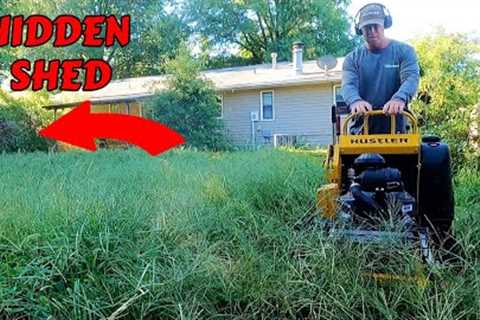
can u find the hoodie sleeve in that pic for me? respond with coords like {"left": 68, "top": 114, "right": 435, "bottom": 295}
{"left": 392, "top": 44, "right": 420, "bottom": 104}
{"left": 341, "top": 52, "right": 363, "bottom": 107}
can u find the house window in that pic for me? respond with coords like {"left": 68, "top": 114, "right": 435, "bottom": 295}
{"left": 261, "top": 90, "right": 274, "bottom": 121}
{"left": 216, "top": 95, "right": 224, "bottom": 119}
{"left": 333, "top": 85, "right": 345, "bottom": 105}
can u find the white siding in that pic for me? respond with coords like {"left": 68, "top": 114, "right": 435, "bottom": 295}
{"left": 222, "top": 83, "right": 337, "bottom": 146}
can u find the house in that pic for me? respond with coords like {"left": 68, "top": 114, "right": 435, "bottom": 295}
{"left": 47, "top": 42, "right": 345, "bottom": 147}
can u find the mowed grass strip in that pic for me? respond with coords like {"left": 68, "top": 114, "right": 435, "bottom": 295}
{"left": 0, "top": 149, "right": 478, "bottom": 319}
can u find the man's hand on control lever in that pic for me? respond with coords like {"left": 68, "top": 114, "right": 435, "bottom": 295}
{"left": 383, "top": 99, "right": 405, "bottom": 115}
{"left": 350, "top": 100, "right": 373, "bottom": 115}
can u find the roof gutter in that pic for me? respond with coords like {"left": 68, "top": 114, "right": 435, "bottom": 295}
{"left": 44, "top": 93, "right": 155, "bottom": 109}
{"left": 216, "top": 74, "right": 341, "bottom": 92}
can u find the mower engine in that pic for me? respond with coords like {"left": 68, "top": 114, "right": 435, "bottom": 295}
{"left": 337, "top": 153, "right": 416, "bottom": 233}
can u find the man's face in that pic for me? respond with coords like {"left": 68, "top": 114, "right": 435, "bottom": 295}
{"left": 362, "top": 23, "right": 385, "bottom": 49}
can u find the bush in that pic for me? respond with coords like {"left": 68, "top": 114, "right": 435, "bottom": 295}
{"left": 0, "top": 120, "right": 21, "bottom": 152}
{"left": 411, "top": 32, "right": 480, "bottom": 168}
{"left": 0, "top": 90, "right": 53, "bottom": 153}
{"left": 145, "top": 48, "right": 231, "bottom": 151}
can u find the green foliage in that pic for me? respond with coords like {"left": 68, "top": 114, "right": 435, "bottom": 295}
{"left": 95, "top": 0, "right": 189, "bottom": 78}
{"left": 411, "top": 32, "right": 480, "bottom": 166}
{"left": 146, "top": 49, "right": 231, "bottom": 150}
{"left": 182, "top": 0, "right": 356, "bottom": 64}
{"left": 203, "top": 54, "right": 257, "bottom": 69}
{"left": 2, "top": 0, "right": 188, "bottom": 78}
{"left": 0, "top": 149, "right": 479, "bottom": 318}
{"left": 0, "top": 90, "right": 53, "bottom": 152}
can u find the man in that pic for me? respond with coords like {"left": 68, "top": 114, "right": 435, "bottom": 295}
{"left": 341, "top": 3, "right": 420, "bottom": 134}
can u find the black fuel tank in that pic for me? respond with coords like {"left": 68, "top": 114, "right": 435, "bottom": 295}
{"left": 419, "top": 135, "right": 455, "bottom": 232}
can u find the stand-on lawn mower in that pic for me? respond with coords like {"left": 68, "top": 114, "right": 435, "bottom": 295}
{"left": 317, "top": 106, "right": 456, "bottom": 281}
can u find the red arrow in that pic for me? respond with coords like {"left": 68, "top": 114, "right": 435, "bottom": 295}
{"left": 39, "top": 101, "right": 185, "bottom": 156}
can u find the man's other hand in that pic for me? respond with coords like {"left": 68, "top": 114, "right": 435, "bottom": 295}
{"left": 383, "top": 99, "right": 405, "bottom": 114}
{"left": 350, "top": 100, "right": 373, "bottom": 115}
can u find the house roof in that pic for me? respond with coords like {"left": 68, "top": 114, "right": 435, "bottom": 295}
{"left": 44, "top": 93, "right": 156, "bottom": 110}
{"left": 48, "top": 58, "right": 344, "bottom": 108}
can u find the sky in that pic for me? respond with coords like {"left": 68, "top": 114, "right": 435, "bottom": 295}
{"left": 348, "top": 0, "right": 480, "bottom": 42}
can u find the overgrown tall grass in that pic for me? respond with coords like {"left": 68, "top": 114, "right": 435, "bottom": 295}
{"left": 0, "top": 149, "right": 478, "bottom": 319}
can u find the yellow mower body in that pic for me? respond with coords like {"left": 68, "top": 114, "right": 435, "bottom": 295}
{"left": 318, "top": 110, "right": 421, "bottom": 219}
{"left": 317, "top": 110, "right": 431, "bottom": 286}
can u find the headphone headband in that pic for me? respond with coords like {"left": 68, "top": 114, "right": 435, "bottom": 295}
{"left": 354, "top": 3, "right": 392, "bottom": 36}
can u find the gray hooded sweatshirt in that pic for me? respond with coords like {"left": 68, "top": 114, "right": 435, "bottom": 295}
{"left": 341, "top": 40, "right": 420, "bottom": 134}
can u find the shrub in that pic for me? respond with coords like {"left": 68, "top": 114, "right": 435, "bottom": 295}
{"left": 0, "top": 90, "right": 53, "bottom": 153}
{"left": 145, "top": 48, "right": 231, "bottom": 151}
{"left": 0, "top": 120, "right": 21, "bottom": 152}
{"left": 411, "top": 32, "right": 480, "bottom": 168}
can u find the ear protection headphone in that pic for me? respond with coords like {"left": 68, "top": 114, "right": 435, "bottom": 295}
{"left": 354, "top": 3, "right": 392, "bottom": 36}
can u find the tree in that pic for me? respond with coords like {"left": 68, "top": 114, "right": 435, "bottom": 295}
{"left": 146, "top": 48, "right": 230, "bottom": 150}
{"left": 411, "top": 32, "right": 480, "bottom": 166}
{"left": 0, "top": 1, "right": 20, "bottom": 72}
{"left": 181, "top": 0, "right": 356, "bottom": 64}
{"left": 2, "top": 0, "right": 189, "bottom": 78}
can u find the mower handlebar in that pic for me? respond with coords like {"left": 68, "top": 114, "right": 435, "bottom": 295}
{"left": 341, "top": 110, "right": 418, "bottom": 135}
